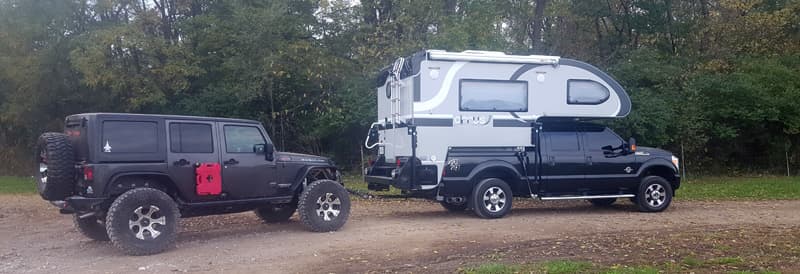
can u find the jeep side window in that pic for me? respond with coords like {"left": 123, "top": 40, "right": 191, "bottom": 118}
{"left": 169, "top": 123, "right": 213, "bottom": 153}
{"left": 224, "top": 125, "right": 266, "bottom": 153}
{"left": 583, "top": 128, "right": 624, "bottom": 151}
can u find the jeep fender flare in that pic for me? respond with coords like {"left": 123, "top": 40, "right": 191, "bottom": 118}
{"left": 105, "top": 172, "right": 178, "bottom": 197}
{"left": 290, "top": 165, "right": 340, "bottom": 193}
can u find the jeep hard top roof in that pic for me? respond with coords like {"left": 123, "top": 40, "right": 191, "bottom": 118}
{"left": 66, "top": 113, "right": 260, "bottom": 124}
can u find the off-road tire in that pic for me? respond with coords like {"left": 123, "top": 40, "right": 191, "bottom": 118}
{"left": 471, "top": 178, "right": 513, "bottom": 219}
{"left": 636, "top": 176, "right": 673, "bottom": 212}
{"left": 298, "top": 180, "right": 350, "bottom": 232}
{"left": 106, "top": 188, "right": 179, "bottom": 255}
{"left": 588, "top": 198, "right": 617, "bottom": 207}
{"left": 440, "top": 200, "right": 467, "bottom": 212}
{"left": 254, "top": 203, "right": 297, "bottom": 223}
{"left": 35, "top": 132, "right": 76, "bottom": 201}
{"left": 73, "top": 214, "right": 110, "bottom": 241}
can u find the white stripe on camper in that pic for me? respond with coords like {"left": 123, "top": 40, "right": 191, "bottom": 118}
{"left": 413, "top": 61, "right": 466, "bottom": 112}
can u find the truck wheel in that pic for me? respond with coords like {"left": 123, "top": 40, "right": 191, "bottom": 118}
{"left": 73, "top": 214, "right": 109, "bottom": 241}
{"left": 588, "top": 198, "right": 617, "bottom": 207}
{"left": 636, "top": 176, "right": 673, "bottom": 212}
{"left": 106, "top": 188, "right": 180, "bottom": 255}
{"left": 440, "top": 200, "right": 467, "bottom": 212}
{"left": 471, "top": 178, "right": 513, "bottom": 219}
{"left": 254, "top": 203, "right": 296, "bottom": 223}
{"left": 35, "top": 133, "right": 76, "bottom": 201}
{"left": 298, "top": 180, "right": 350, "bottom": 232}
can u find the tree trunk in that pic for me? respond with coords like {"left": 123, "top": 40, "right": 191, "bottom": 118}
{"left": 529, "top": 0, "right": 548, "bottom": 54}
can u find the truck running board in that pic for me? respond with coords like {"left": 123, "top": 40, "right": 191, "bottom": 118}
{"left": 539, "top": 194, "right": 635, "bottom": 201}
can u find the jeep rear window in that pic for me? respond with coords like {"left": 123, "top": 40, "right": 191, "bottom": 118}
{"left": 101, "top": 121, "right": 158, "bottom": 153}
{"left": 169, "top": 123, "right": 213, "bottom": 153}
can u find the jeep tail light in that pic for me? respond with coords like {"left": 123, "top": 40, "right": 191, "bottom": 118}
{"left": 396, "top": 158, "right": 401, "bottom": 167}
{"left": 83, "top": 166, "right": 94, "bottom": 181}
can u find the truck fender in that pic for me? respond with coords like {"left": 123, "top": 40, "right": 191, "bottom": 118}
{"left": 635, "top": 159, "right": 677, "bottom": 177}
{"left": 635, "top": 159, "right": 680, "bottom": 189}
{"left": 465, "top": 160, "right": 523, "bottom": 184}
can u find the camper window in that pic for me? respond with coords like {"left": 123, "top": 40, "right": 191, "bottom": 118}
{"left": 567, "top": 80, "right": 610, "bottom": 105}
{"left": 459, "top": 79, "right": 528, "bottom": 112}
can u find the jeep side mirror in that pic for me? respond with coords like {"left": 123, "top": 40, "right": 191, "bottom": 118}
{"left": 253, "top": 144, "right": 266, "bottom": 154}
{"left": 265, "top": 143, "right": 275, "bottom": 161}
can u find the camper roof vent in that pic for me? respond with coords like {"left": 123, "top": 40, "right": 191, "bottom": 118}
{"left": 427, "top": 50, "right": 560, "bottom": 65}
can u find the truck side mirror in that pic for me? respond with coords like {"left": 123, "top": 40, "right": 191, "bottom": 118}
{"left": 627, "top": 137, "right": 637, "bottom": 153}
{"left": 265, "top": 143, "right": 275, "bottom": 161}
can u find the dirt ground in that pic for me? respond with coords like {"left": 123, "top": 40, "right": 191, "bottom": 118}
{"left": 0, "top": 195, "right": 798, "bottom": 274}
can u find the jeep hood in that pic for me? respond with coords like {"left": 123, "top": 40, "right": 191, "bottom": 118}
{"left": 275, "top": 152, "right": 330, "bottom": 164}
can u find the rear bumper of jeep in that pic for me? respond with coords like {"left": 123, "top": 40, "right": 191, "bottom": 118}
{"left": 51, "top": 196, "right": 110, "bottom": 214}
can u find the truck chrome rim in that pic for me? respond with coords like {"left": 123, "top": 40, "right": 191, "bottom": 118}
{"left": 483, "top": 187, "right": 506, "bottom": 213}
{"left": 38, "top": 151, "right": 47, "bottom": 184}
{"left": 645, "top": 184, "right": 666, "bottom": 207}
{"left": 316, "top": 193, "right": 341, "bottom": 221}
{"left": 129, "top": 205, "right": 166, "bottom": 240}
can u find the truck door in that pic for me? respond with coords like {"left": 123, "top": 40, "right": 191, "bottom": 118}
{"left": 218, "top": 123, "right": 278, "bottom": 199}
{"left": 539, "top": 126, "right": 586, "bottom": 195}
{"left": 581, "top": 127, "right": 638, "bottom": 193}
{"left": 166, "top": 120, "right": 219, "bottom": 202}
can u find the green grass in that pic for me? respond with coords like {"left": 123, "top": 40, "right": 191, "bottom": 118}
{"left": 540, "top": 260, "right": 593, "bottom": 274}
{"left": 679, "top": 176, "right": 800, "bottom": 200}
{"left": 463, "top": 258, "right": 775, "bottom": 274}
{"left": 0, "top": 176, "right": 35, "bottom": 194}
{"left": 342, "top": 174, "right": 403, "bottom": 196}
{"left": 343, "top": 174, "right": 800, "bottom": 201}
{"left": 461, "top": 261, "right": 663, "bottom": 274}
{"left": 462, "top": 263, "right": 521, "bottom": 274}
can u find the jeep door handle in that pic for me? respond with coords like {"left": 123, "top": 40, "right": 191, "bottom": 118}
{"left": 586, "top": 156, "right": 593, "bottom": 165}
{"left": 224, "top": 158, "right": 239, "bottom": 165}
{"left": 173, "top": 159, "right": 190, "bottom": 167}
{"left": 549, "top": 156, "right": 556, "bottom": 166}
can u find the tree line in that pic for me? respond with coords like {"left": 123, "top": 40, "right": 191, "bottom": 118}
{"left": 1, "top": 0, "right": 799, "bottom": 176}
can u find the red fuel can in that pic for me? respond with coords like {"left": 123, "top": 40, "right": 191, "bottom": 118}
{"left": 195, "top": 163, "right": 222, "bottom": 195}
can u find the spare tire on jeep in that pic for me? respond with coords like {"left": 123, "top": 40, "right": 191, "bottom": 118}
{"left": 36, "top": 132, "right": 76, "bottom": 201}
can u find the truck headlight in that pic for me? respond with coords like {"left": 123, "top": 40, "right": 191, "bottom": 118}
{"left": 671, "top": 155, "right": 679, "bottom": 170}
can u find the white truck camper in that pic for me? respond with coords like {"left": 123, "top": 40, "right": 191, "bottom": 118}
{"left": 364, "top": 49, "right": 632, "bottom": 193}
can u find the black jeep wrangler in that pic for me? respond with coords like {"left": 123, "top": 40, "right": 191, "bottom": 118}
{"left": 36, "top": 113, "right": 349, "bottom": 255}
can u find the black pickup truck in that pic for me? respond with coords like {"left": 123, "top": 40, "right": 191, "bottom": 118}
{"left": 36, "top": 113, "right": 350, "bottom": 255}
{"left": 365, "top": 122, "right": 680, "bottom": 219}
